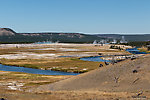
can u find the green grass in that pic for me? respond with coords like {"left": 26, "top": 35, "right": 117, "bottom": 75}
{"left": 21, "top": 64, "right": 40, "bottom": 69}
{"left": 138, "top": 48, "right": 150, "bottom": 53}
{"left": 25, "top": 82, "right": 53, "bottom": 86}
{"left": 70, "top": 58, "right": 80, "bottom": 61}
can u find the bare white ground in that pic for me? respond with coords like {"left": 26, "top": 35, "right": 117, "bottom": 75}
{"left": 0, "top": 53, "right": 56, "bottom": 59}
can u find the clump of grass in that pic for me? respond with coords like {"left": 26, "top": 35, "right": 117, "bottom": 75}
{"left": 70, "top": 58, "right": 80, "bottom": 61}
{"left": 73, "top": 70, "right": 88, "bottom": 73}
{"left": 18, "top": 74, "right": 43, "bottom": 79}
{"left": 25, "top": 81, "right": 53, "bottom": 86}
{"left": 21, "top": 64, "right": 40, "bottom": 69}
{"left": 138, "top": 48, "right": 150, "bottom": 53}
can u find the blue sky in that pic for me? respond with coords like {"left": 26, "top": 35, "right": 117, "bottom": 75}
{"left": 0, "top": 0, "right": 150, "bottom": 34}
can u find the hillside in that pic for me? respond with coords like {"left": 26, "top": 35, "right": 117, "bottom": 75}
{"left": 34, "top": 54, "right": 150, "bottom": 93}
{"left": 0, "top": 28, "right": 16, "bottom": 36}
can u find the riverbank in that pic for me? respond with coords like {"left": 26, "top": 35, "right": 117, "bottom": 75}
{"left": 101, "top": 54, "right": 144, "bottom": 61}
{"left": 0, "top": 71, "right": 73, "bottom": 92}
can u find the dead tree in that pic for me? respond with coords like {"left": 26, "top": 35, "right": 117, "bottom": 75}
{"left": 114, "top": 76, "right": 120, "bottom": 83}
{"left": 111, "top": 55, "right": 115, "bottom": 65}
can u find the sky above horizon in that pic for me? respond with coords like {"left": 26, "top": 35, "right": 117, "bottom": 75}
{"left": 0, "top": 0, "right": 150, "bottom": 34}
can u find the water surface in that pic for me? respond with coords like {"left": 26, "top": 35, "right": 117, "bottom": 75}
{"left": 126, "top": 48, "right": 147, "bottom": 54}
{"left": 0, "top": 64, "right": 79, "bottom": 75}
{"left": 80, "top": 56, "right": 110, "bottom": 62}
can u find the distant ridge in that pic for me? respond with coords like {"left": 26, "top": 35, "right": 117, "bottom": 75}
{"left": 0, "top": 28, "right": 105, "bottom": 43}
{"left": 0, "top": 28, "right": 150, "bottom": 43}
{"left": 0, "top": 28, "right": 16, "bottom": 36}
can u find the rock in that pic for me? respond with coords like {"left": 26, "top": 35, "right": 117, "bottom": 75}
{"left": 131, "top": 57, "right": 136, "bottom": 60}
{"left": 133, "top": 70, "right": 138, "bottom": 73}
{"left": 99, "top": 64, "right": 103, "bottom": 67}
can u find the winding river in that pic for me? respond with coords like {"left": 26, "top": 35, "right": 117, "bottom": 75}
{"left": 0, "top": 48, "right": 146, "bottom": 75}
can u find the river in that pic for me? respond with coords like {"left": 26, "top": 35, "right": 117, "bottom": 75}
{"left": 0, "top": 64, "right": 79, "bottom": 75}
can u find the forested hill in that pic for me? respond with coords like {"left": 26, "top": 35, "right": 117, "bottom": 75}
{"left": 0, "top": 28, "right": 105, "bottom": 43}
{"left": 0, "top": 28, "right": 150, "bottom": 43}
{"left": 96, "top": 34, "right": 150, "bottom": 42}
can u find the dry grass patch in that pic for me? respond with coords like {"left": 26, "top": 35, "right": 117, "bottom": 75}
{"left": 0, "top": 71, "right": 72, "bottom": 92}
